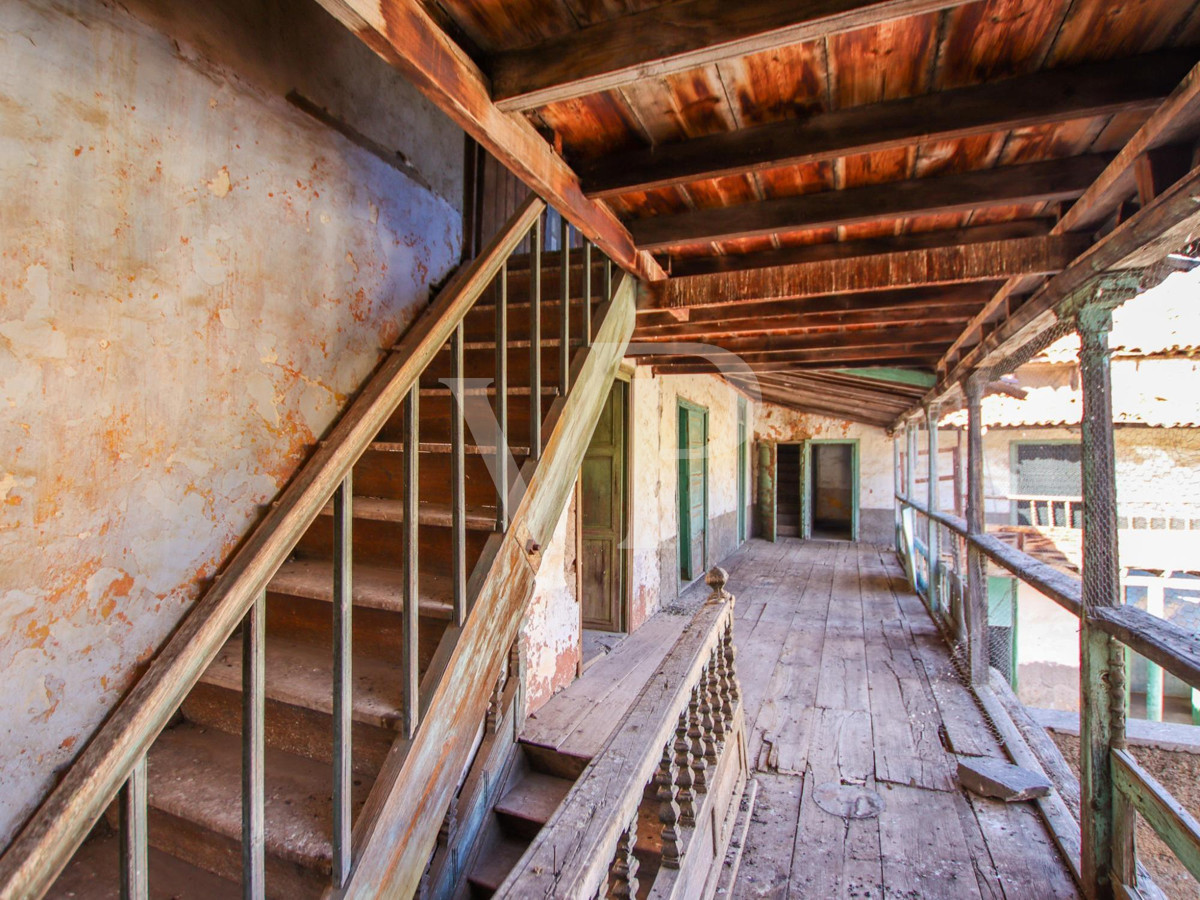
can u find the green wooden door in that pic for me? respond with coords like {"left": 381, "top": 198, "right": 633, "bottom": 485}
{"left": 757, "top": 441, "right": 776, "bottom": 542}
{"left": 737, "top": 398, "right": 748, "bottom": 544}
{"left": 678, "top": 401, "right": 708, "bottom": 581}
{"left": 581, "top": 382, "right": 626, "bottom": 631}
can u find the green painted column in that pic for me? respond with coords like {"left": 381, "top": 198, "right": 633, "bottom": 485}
{"left": 926, "top": 401, "right": 941, "bottom": 618}
{"left": 1077, "top": 290, "right": 1135, "bottom": 899}
{"left": 965, "top": 372, "right": 989, "bottom": 686}
{"left": 1145, "top": 580, "right": 1165, "bottom": 722}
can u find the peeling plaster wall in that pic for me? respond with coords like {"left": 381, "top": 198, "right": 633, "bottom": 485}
{"left": 520, "top": 493, "right": 580, "bottom": 714}
{"left": 752, "top": 403, "right": 895, "bottom": 544}
{"left": 0, "top": 0, "right": 461, "bottom": 843}
{"left": 627, "top": 370, "right": 753, "bottom": 629}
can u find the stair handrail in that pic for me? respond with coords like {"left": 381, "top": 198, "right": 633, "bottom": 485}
{"left": 0, "top": 196, "right": 546, "bottom": 900}
{"left": 497, "top": 568, "right": 743, "bottom": 899}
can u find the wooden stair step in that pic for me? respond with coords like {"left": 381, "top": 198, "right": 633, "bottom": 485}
{"left": 269, "top": 559, "right": 453, "bottom": 619}
{"left": 467, "top": 835, "right": 529, "bottom": 896}
{"left": 145, "top": 724, "right": 371, "bottom": 875}
{"left": 318, "top": 497, "right": 497, "bottom": 531}
{"left": 493, "top": 772, "right": 573, "bottom": 838}
{"left": 199, "top": 630, "right": 404, "bottom": 730}
{"left": 49, "top": 829, "right": 238, "bottom": 899}
{"left": 368, "top": 441, "right": 532, "bottom": 457}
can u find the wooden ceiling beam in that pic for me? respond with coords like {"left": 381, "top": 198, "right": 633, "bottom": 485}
{"left": 629, "top": 324, "right": 962, "bottom": 359}
{"left": 643, "top": 236, "right": 1088, "bottom": 309}
{"left": 642, "top": 340, "right": 952, "bottom": 368}
{"left": 731, "top": 384, "right": 899, "bottom": 426}
{"left": 489, "top": 0, "right": 971, "bottom": 112}
{"left": 311, "top": 0, "right": 665, "bottom": 283}
{"left": 636, "top": 283, "right": 993, "bottom": 326}
{"left": 654, "top": 354, "right": 942, "bottom": 375}
{"left": 583, "top": 53, "right": 1191, "bottom": 198}
{"left": 663, "top": 221, "right": 1050, "bottom": 277}
{"left": 633, "top": 300, "right": 981, "bottom": 341}
{"left": 752, "top": 376, "right": 915, "bottom": 411}
{"left": 631, "top": 155, "right": 1110, "bottom": 251}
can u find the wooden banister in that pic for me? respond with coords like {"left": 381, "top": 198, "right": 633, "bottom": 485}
{"left": 497, "top": 568, "right": 744, "bottom": 899}
{"left": 0, "top": 196, "right": 545, "bottom": 900}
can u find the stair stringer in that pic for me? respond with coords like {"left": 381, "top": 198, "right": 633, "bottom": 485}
{"left": 331, "top": 274, "right": 637, "bottom": 900}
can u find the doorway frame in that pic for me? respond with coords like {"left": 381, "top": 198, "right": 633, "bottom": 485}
{"left": 576, "top": 369, "right": 633, "bottom": 640}
{"left": 803, "top": 439, "right": 861, "bottom": 542}
{"left": 677, "top": 397, "right": 709, "bottom": 584}
{"left": 737, "top": 396, "right": 748, "bottom": 545}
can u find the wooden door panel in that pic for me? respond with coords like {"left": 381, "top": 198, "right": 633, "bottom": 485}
{"left": 581, "top": 383, "right": 625, "bottom": 631}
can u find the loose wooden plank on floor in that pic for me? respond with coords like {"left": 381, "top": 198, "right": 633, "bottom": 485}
{"left": 878, "top": 783, "right": 985, "bottom": 900}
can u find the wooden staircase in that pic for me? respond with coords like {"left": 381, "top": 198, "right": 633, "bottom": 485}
{"left": 33, "top": 201, "right": 635, "bottom": 900}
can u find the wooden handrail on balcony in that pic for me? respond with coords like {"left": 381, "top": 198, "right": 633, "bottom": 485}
{"left": 895, "top": 491, "right": 1200, "bottom": 888}
{"left": 0, "top": 197, "right": 547, "bottom": 899}
{"left": 497, "top": 567, "right": 747, "bottom": 900}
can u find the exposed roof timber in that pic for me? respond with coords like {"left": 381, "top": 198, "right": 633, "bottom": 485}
{"left": 663, "top": 221, "right": 1051, "bottom": 278}
{"left": 939, "top": 60, "right": 1200, "bottom": 373}
{"left": 636, "top": 283, "right": 995, "bottom": 327}
{"left": 726, "top": 379, "right": 900, "bottom": 426}
{"left": 781, "top": 370, "right": 932, "bottom": 397}
{"left": 642, "top": 236, "right": 1089, "bottom": 309}
{"left": 645, "top": 340, "right": 952, "bottom": 368}
{"left": 311, "top": 0, "right": 665, "bottom": 283}
{"left": 630, "top": 324, "right": 963, "bottom": 360}
{"left": 655, "top": 354, "right": 943, "bottom": 375}
{"left": 828, "top": 367, "right": 938, "bottom": 388}
{"left": 582, "top": 53, "right": 1191, "bottom": 198}
{"left": 489, "top": 0, "right": 971, "bottom": 112}
{"left": 753, "top": 375, "right": 916, "bottom": 411}
{"left": 630, "top": 156, "right": 1110, "bottom": 250}
{"left": 633, "top": 302, "right": 980, "bottom": 341}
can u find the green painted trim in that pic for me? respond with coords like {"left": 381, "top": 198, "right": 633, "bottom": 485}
{"left": 737, "top": 396, "right": 748, "bottom": 545}
{"left": 830, "top": 367, "right": 936, "bottom": 388}
{"left": 677, "top": 399, "right": 709, "bottom": 582}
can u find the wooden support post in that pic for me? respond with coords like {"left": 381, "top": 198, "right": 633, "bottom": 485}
{"left": 118, "top": 756, "right": 148, "bottom": 900}
{"left": 1146, "top": 579, "right": 1165, "bottom": 722}
{"left": 965, "top": 373, "right": 989, "bottom": 686}
{"left": 1077, "top": 292, "right": 1134, "bottom": 899}
{"left": 242, "top": 593, "right": 266, "bottom": 900}
{"left": 403, "top": 387, "right": 420, "bottom": 738}
{"left": 332, "top": 476, "right": 353, "bottom": 887}
{"left": 893, "top": 432, "right": 902, "bottom": 552}
{"left": 905, "top": 421, "right": 918, "bottom": 587}
{"left": 926, "top": 401, "right": 941, "bottom": 617}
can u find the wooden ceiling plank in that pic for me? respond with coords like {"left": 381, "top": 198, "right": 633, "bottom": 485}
{"left": 654, "top": 353, "right": 942, "bottom": 374}
{"left": 311, "top": 0, "right": 665, "bottom": 282}
{"left": 630, "top": 155, "right": 1111, "bottom": 250}
{"left": 728, "top": 378, "right": 900, "bottom": 418}
{"left": 753, "top": 376, "right": 914, "bottom": 410}
{"left": 489, "top": 0, "right": 972, "bottom": 112}
{"left": 582, "top": 52, "right": 1192, "bottom": 198}
{"left": 643, "top": 235, "right": 1089, "bottom": 309}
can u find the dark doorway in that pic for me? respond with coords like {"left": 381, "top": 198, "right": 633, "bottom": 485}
{"left": 810, "top": 443, "right": 854, "bottom": 540}
{"left": 776, "top": 443, "right": 801, "bottom": 537}
{"left": 581, "top": 380, "right": 628, "bottom": 632}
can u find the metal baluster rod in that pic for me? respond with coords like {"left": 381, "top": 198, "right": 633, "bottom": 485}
{"left": 496, "top": 261, "right": 509, "bottom": 532}
{"left": 450, "top": 323, "right": 467, "bottom": 626}
{"left": 560, "top": 217, "right": 570, "bottom": 396}
{"left": 242, "top": 592, "right": 266, "bottom": 900}
{"left": 118, "top": 756, "right": 148, "bottom": 900}
{"left": 530, "top": 216, "right": 542, "bottom": 461}
{"left": 403, "top": 387, "right": 420, "bottom": 738}
{"left": 332, "top": 476, "right": 353, "bottom": 887}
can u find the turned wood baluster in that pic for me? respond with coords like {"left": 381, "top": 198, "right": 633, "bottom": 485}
{"left": 717, "top": 623, "right": 735, "bottom": 728}
{"left": 688, "top": 683, "right": 708, "bottom": 796}
{"left": 723, "top": 619, "right": 740, "bottom": 709}
{"left": 608, "top": 814, "right": 640, "bottom": 899}
{"left": 656, "top": 739, "right": 683, "bottom": 868}
{"left": 673, "top": 705, "right": 696, "bottom": 827}
{"left": 708, "top": 648, "right": 726, "bottom": 746}
{"left": 698, "top": 664, "right": 719, "bottom": 766}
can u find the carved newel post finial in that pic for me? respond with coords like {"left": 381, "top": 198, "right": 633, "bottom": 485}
{"left": 706, "top": 567, "right": 730, "bottom": 605}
